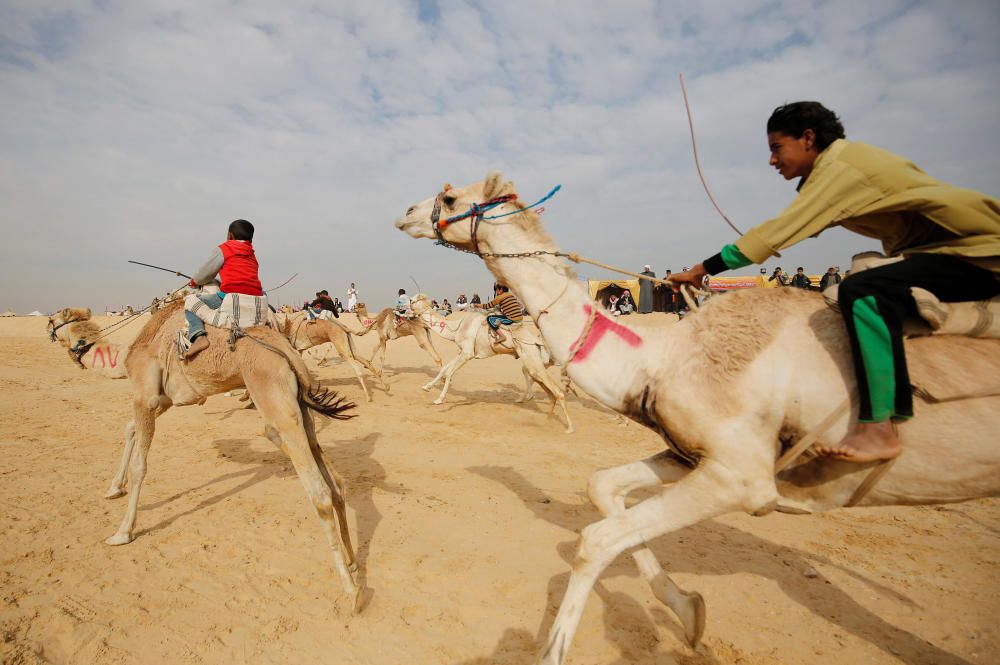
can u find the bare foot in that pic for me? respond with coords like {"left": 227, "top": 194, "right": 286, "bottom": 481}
{"left": 816, "top": 421, "right": 902, "bottom": 463}
{"left": 184, "top": 335, "right": 209, "bottom": 360}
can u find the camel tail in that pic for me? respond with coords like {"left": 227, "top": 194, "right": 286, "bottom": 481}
{"left": 303, "top": 385, "right": 357, "bottom": 420}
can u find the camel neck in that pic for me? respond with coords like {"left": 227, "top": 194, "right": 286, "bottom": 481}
{"left": 418, "top": 308, "right": 458, "bottom": 341}
{"left": 475, "top": 225, "right": 678, "bottom": 409}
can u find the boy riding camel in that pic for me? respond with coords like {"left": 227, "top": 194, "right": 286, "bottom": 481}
{"left": 671, "top": 101, "right": 1000, "bottom": 463}
{"left": 474, "top": 284, "right": 523, "bottom": 344}
{"left": 183, "top": 219, "right": 263, "bottom": 359}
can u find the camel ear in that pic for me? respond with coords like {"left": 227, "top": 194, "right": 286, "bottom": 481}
{"left": 60, "top": 308, "right": 71, "bottom": 319}
{"left": 483, "top": 171, "right": 504, "bottom": 200}
{"left": 82, "top": 308, "right": 92, "bottom": 319}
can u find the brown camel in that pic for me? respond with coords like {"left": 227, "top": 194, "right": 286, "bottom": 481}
{"left": 101, "top": 301, "right": 367, "bottom": 613}
{"left": 396, "top": 171, "right": 1000, "bottom": 664}
{"left": 47, "top": 308, "right": 129, "bottom": 379}
{"left": 352, "top": 302, "right": 443, "bottom": 370}
{"left": 273, "top": 310, "right": 389, "bottom": 401}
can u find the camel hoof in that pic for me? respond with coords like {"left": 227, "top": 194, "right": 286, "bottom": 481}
{"left": 564, "top": 427, "right": 575, "bottom": 435}
{"left": 681, "top": 590, "right": 707, "bottom": 648}
{"left": 421, "top": 385, "right": 431, "bottom": 392}
{"left": 432, "top": 399, "right": 444, "bottom": 405}
{"left": 105, "top": 532, "right": 133, "bottom": 546}
{"left": 352, "top": 585, "right": 372, "bottom": 615}
{"left": 104, "top": 487, "right": 127, "bottom": 499}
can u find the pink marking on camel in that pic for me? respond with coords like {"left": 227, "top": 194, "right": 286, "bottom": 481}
{"left": 107, "top": 346, "right": 120, "bottom": 368}
{"left": 569, "top": 304, "right": 642, "bottom": 364}
{"left": 92, "top": 346, "right": 104, "bottom": 368}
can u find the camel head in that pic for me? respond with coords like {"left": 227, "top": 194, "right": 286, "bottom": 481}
{"left": 354, "top": 303, "right": 369, "bottom": 317}
{"left": 408, "top": 294, "right": 432, "bottom": 315}
{"left": 47, "top": 307, "right": 93, "bottom": 345}
{"left": 395, "top": 171, "right": 521, "bottom": 249}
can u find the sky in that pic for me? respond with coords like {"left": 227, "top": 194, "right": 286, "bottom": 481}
{"left": 1, "top": 0, "right": 998, "bottom": 313}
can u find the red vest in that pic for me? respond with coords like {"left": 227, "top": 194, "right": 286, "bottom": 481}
{"left": 218, "top": 240, "right": 263, "bottom": 296}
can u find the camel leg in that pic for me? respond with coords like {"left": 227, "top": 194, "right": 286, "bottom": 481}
{"left": 538, "top": 460, "right": 750, "bottom": 665}
{"left": 421, "top": 355, "right": 455, "bottom": 392}
{"left": 345, "top": 336, "right": 389, "bottom": 392}
{"left": 299, "top": 404, "right": 358, "bottom": 577}
{"left": 515, "top": 364, "right": 535, "bottom": 403}
{"left": 105, "top": 402, "right": 173, "bottom": 499}
{"left": 588, "top": 452, "right": 704, "bottom": 646}
{"left": 104, "top": 419, "right": 136, "bottom": 499}
{"left": 105, "top": 396, "right": 162, "bottom": 545}
{"left": 416, "top": 329, "right": 443, "bottom": 367}
{"left": 371, "top": 340, "right": 387, "bottom": 372}
{"left": 430, "top": 353, "right": 470, "bottom": 405}
{"left": 250, "top": 377, "right": 361, "bottom": 607}
{"left": 347, "top": 359, "right": 373, "bottom": 402}
{"left": 521, "top": 362, "right": 574, "bottom": 434}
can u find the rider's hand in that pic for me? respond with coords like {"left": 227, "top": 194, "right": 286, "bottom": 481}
{"left": 669, "top": 263, "right": 708, "bottom": 292}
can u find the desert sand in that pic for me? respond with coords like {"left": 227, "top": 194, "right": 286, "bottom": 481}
{"left": 1, "top": 313, "right": 997, "bottom": 664}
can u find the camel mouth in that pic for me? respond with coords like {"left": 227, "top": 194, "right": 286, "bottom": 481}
{"left": 395, "top": 215, "right": 433, "bottom": 239}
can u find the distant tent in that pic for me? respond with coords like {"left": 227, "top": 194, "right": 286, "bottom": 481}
{"left": 588, "top": 279, "right": 640, "bottom": 308}
{"left": 27, "top": 310, "right": 45, "bottom": 316}
{"left": 0, "top": 310, "right": 16, "bottom": 317}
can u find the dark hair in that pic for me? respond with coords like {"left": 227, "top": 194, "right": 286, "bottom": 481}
{"left": 398, "top": 288, "right": 406, "bottom": 295}
{"left": 797, "top": 267, "right": 804, "bottom": 271}
{"left": 321, "top": 290, "right": 329, "bottom": 295}
{"left": 229, "top": 219, "right": 254, "bottom": 241}
{"left": 767, "top": 102, "right": 845, "bottom": 150}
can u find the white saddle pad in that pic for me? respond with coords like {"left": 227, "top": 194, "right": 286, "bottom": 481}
{"left": 185, "top": 293, "right": 270, "bottom": 329}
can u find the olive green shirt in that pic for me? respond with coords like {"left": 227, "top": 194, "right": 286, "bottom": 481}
{"left": 735, "top": 139, "right": 1000, "bottom": 275}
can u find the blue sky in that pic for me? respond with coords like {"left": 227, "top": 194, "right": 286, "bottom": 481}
{"left": 1, "top": 0, "right": 998, "bottom": 312}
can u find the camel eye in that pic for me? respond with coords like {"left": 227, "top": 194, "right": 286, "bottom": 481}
{"left": 442, "top": 196, "right": 456, "bottom": 207}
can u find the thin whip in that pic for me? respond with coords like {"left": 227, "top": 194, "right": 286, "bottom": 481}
{"left": 679, "top": 73, "right": 742, "bottom": 236}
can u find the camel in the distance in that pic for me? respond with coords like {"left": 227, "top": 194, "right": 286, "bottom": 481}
{"left": 47, "top": 308, "right": 129, "bottom": 379}
{"left": 273, "top": 311, "right": 388, "bottom": 402}
{"left": 396, "top": 171, "right": 1000, "bottom": 664}
{"left": 100, "top": 301, "right": 367, "bottom": 614}
{"left": 409, "top": 294, "right": 573, "bottom": 433}
{"left": 352, "top": 302, "right": 443, "bottom": 370}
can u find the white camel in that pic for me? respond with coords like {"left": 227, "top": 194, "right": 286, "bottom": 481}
{"left": 396, "top": 171, "right": 1000, "bottom": 664}
{"left": 408, "top": 294, "right": 574, "bottom": 434}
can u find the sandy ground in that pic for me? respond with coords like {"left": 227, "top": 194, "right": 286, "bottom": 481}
{"left": 1, "top": 313, "right": 998, "bottom": 665}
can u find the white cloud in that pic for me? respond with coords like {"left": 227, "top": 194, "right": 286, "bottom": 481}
{"left": 0, "top": 0, "right": 997, "bottom": 312}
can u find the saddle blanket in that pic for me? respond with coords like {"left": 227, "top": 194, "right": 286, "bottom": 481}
{"left": 185, "top": 293, "right": 270, "bottom": 329}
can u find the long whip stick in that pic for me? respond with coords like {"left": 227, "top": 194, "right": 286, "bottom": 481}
{"left": 128, "top": 260, "right": 192, "bottom": 279}
{"left": 679, "top": 73, "right": 743, "bottom": 236}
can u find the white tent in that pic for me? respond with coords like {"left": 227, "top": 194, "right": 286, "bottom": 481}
{"left": 27, "top": 311, "right": 44, "bottom": 316}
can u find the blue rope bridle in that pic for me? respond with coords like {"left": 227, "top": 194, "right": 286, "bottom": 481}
{"left": 432, "top": 184, "right": 561, "bottom": 256}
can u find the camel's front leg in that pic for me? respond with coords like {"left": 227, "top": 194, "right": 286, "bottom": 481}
{"left": 104, "top": 419, "right": 136, "bottom": 499}
{"left": 538, "top": 461, "right": 748, "bottom": 665}
{"left": 346, "top": 359, "right": 373, "bottom": 402}
{"left": 588, "top": 451, "right": 704, "bottom": 645}
{"left": 418, "top": 329, "right": 444, "bottom": 367}
{"left": 106, "top": 397, "right": 162, "bottom": 545}
{"left": 431, "top": 354, "right": 470, "bottom": 405}
{"left": 421, "top": 354, "right": 456, "bottom": 392}
{"left": 106, "top": 402, "right": 173, "bottom": 499}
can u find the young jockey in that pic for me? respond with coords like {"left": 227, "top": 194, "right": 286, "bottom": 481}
{"left": 475, "top": 284, "right": 523, "bottom": 343}
{"left": 184, "top": 219, "right": 263, "bottom": 359}
{"left": 671, "top": 101, "right": 1000, "bottom": 463}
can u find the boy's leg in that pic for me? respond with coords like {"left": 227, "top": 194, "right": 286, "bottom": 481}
{"left": 185, "top": 292, "right": 224, "bottom": 359}
{"left": 820, "top": 254, "right": 999, "bottom": 462}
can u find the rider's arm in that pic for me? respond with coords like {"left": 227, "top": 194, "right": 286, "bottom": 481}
{"left": 190, "top": 248, "right": 224, "bottom": 286}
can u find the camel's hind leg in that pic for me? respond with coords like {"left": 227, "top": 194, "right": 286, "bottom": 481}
{"left": 587, "top": 452, "right": 704, "bottom": 646}
{"left": 105, "top": 402, "right": 172, "bottom": 499}
{"left": 250, "top": 375, "right": 361, "bottom": 609}
{"left": 520, "top": 359, "right": 574, "bottom": 434}
{"left": 538, "top": 460, "right": 752, "bottom": 665}
{"left": 106, "top": 393, "right": 165, "bottom": 545}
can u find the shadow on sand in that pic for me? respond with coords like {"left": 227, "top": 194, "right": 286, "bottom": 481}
{"left": 457, "top": 464, "right": 969, "bottom": 665}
